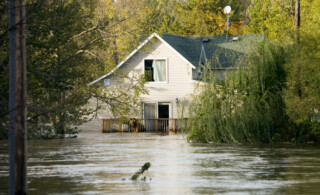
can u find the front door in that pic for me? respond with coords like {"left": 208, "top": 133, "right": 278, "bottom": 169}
{"left": 158, "top": 103, "right": 169, "bottom": 133}
{"left": 158, "top": 103, "right": 169, "bottom": 118}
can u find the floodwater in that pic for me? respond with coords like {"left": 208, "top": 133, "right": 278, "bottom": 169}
{"left": 1, "top": 131, "right": 320, "bottom": 194}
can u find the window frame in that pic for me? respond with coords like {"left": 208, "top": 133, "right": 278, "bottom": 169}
{"left": 143, "top": 58, "right": 168, "bottom": 83}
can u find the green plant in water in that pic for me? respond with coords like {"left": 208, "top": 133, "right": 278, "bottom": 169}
{"left": 131, "top": 162, "right": 151, "bottom": 181}
{"left": 187, "top": 42, "right": 289, "bottom": 143}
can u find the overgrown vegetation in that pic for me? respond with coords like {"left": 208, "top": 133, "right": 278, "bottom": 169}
{"left": 185, "top": 0, "right": 319, "bottom": 144}
{"left": 187, "top": 42, "right": 289, "bottom": 143}
{"left": 1, "top": 0, "right": 319, "bottom": 141}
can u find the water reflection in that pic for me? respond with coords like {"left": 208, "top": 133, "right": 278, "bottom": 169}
{"left": 0, "top": 131, "right": 320, "bottom": 194}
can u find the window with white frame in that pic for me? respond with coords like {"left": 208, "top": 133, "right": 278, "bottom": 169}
{"left": 144, "top": 59, "right": 167, "bottom": 82}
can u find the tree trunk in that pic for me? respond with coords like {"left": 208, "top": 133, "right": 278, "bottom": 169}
{"left": 294, "top": 0, "right": 301, "bottom": 97}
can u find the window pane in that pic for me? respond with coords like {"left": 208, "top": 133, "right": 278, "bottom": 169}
{"left": 144, "top": 103, "right": 156, "bottom": 119}
{"left": 152, "top": 60, "right": 166, "bottom": 82}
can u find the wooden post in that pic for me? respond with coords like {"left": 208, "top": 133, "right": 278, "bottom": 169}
{"left": 172, "top": 119, "right": 176, "bottom": 134}
{"left": 9, "top": 0, "right": 27, "bottom": 194}
{"left": 101, "top": 119, "right": 104, "bottom": 133}
{"left": 155, "top": 119, "right": 158, "bottom": 133}
{"left": 118, "top": 120, "right": 122, "bottom": 132}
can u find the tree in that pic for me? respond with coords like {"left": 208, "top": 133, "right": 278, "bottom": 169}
{"left": 246, "top": 0, "right": 295, "bottom": 41}
{"left": 0, "top": 0, "right": 151, "bottom": 139}
{"left": 246, "top": 0, "right": 320, "bottom": 142}
{"left": 285, "top": 0, "right": 320, "bottom": 123}
{"left": 25, "top": 0, "right": 102, "bottom": 137}
{"left": 187, "top": 42, "right": 288, "bottom": 143}
{"left": 24, "top": 0, "right": 149, "bottom": 138}
{"left": 168, "top": 0, "right": 246, "bottom": 36}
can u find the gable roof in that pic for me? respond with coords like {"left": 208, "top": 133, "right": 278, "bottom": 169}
{"left": 89, "top": 33, "right": 264, "bottom": 85}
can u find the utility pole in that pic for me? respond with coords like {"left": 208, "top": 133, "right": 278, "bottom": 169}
{"left": 9, "top": 0, "right": 27, "bottom": 194}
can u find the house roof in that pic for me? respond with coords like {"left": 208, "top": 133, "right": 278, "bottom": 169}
{"left": 162, "top": 33, "right": 264, "bottom": 69}
{"left": 89, "top": 33, "right": 264, "bottom": 85}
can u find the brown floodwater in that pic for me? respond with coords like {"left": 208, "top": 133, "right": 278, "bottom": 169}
{"left": 1, "top": 130, "right": 320, "bottom": 194}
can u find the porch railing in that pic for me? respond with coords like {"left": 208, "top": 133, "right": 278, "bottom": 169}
{"left": 101, "top": 118, "right": 188, "bottom": 134}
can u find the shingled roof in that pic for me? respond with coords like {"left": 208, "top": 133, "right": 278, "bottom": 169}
{"left": 162, "top": 33, "right": 264, "bottom": 69}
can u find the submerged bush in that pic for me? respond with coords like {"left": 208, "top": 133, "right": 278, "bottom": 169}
{"left": 187, "top": 42, "right": 289, "bottom": 143}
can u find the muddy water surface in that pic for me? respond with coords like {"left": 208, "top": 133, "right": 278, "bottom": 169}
{"left": 1, "top": 130, "right": 320, "bottom": 194}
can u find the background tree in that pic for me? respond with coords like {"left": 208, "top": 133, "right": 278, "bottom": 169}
{"left": 246, "top": 0, "right": 295, "bottom": 41}
{"left": 0, "top": 0, "right": 150, "bottom": 139}
{"left": 170, "top": 0, "right": 246, "bottom": 36}
{"left": 246, "top": 0, "right": 320, "bottom": 142}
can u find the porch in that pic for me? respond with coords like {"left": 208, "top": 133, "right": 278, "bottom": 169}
{"left": 101, "top": 118, "right": 188, "bottom": 134}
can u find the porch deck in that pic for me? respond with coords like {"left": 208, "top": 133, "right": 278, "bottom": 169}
{"left": 101, "top": 118, "right": 188, "bottom": 134}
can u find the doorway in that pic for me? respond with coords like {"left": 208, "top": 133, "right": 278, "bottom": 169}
{"left": 158, "top": 103, "right": 169, "bottom": 119}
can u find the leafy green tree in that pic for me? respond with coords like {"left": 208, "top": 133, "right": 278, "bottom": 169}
{"left": 0, "top": 0, "right": 149, "bottom": 139}
{"left": 26, "top": 0, "right": 107, "bottom": 137}
{"left": 168, "top": 0, "right": 246, "bottom": 36}
{"left": 247, "top": 0, "right": 320, "bottom": 142}
{"left": 285, "top": 0, "right": 320, "bottom": 126}
{"left": 246, "top": 0, "right": 295, "bottom": 41}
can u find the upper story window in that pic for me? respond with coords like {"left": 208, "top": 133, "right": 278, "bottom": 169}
{"left": 144, "top": 59, "right": 167, "bottom": 82}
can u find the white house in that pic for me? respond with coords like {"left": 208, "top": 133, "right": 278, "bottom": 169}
{"left": 87, "top": 33, "right": 263, "bottom": 129}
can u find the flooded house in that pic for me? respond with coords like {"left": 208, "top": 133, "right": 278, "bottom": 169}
{"left": 87, "top": 33, "right": 263, "bottom": 133}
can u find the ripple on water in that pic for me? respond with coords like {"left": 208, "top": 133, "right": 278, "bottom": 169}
{"left": 1, "top": 132, "right": 320, "bottom": 194}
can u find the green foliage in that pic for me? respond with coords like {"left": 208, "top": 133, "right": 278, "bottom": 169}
{"left": 131, "top": 162, "right": 151, "bottom": 181}
{"left": 171, "top": 0, "right": 246, "bottom": 36}
{"left": 187, "top": 42, "right": 289, "bottom": 143}
{"left": 130, "top": 0, "right": 248, "bottom": 36}
{"left": 284, "top": 0, "right": 320, "bottom": 124}
{"left": 25, "top": 0, "right": 104, "bottom": 137}
{"left": 0, "top": 0, "right": 148, "bottom": 139}
{"left": 247, "top": 0, "right": 295, "bottom": 41}
{"left": 293, "top": 120, "right": 320, "bottom": 143}
{"left": 246, "top": 0, "right": 320, "bottom": 143}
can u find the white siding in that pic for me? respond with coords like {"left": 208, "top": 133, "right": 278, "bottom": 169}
{"left": 116, "top": 38, "right": 197, "bottom": 118}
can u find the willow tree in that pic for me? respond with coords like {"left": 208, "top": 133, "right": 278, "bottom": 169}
{"left": 187, "top": 42, "right": 289, "bottom": 143}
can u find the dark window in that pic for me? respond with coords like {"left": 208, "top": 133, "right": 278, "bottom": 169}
{"left": 145, "top": 60, "right": 154, "bottom": 82}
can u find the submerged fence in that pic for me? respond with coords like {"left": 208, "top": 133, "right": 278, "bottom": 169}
{"left": 101, "top": 118, "right": 188, "bottom": 134}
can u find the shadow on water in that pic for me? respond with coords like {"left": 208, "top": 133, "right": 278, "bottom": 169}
{"left": 1, "top": 131, "right": 320, "bottom": 194}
